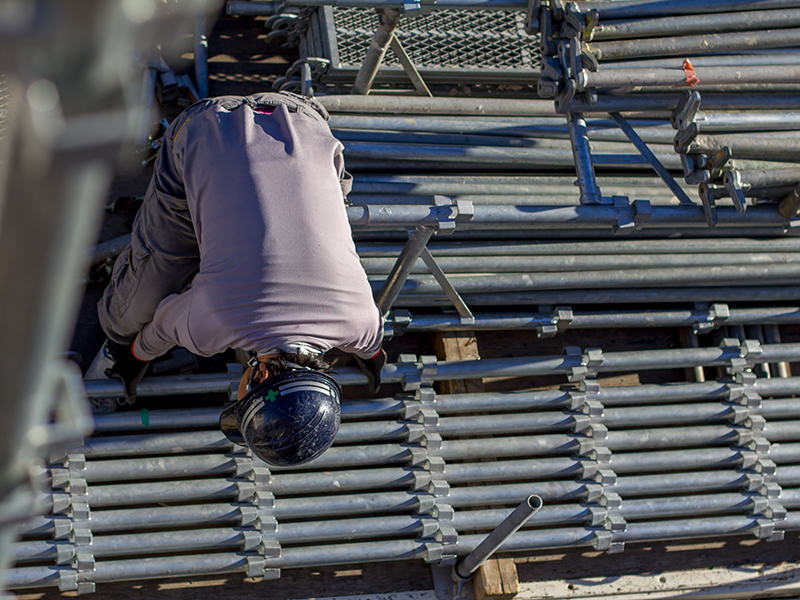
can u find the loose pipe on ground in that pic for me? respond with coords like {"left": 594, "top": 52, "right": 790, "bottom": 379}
{"left": 453, "top": 495, "right": 542, "bottom": 582}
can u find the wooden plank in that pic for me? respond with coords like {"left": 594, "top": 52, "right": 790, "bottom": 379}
{"left": 475, "top": 558, "right": 520, "bottom": 600}
{"left": 498, "top": 558, "right": 520, "bottom": 596}
{"left": 475, "top": 558, "right": 505, "bottom": 600}
{"left": 516, "top": 559, "right": 800, "bottom": 600}
{"left": 432, "top": 331, "right": 483, "bottom": 394}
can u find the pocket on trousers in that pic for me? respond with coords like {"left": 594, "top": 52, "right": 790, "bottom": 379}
{"left": 113, "top": 235, "right": 154, "bottom": 317}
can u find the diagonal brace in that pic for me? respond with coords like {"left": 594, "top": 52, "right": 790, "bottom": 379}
{"left": 610, "top": 112, "right": 695, "bottom": 206}
{"left": 420, "top": 248, "right": 474, "bottom": 325}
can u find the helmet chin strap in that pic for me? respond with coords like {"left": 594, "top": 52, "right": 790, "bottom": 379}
{"left": 244, "top": 355, "right": 315, "bottom": 393}
{"left": 284, "top": 361, "right": 313, "bottom": 371}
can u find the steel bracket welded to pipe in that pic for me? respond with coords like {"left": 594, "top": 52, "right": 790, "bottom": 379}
{"left": 374, "top": 196, "right": 475, "bottom": 319}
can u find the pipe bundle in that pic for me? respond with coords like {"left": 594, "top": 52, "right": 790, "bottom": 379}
{"left": 531, "top": 0, "right": 800, "bottom": 224}
{"left": 10, "top": 341, "right": 800, "bottom": 591}
{"left": 358, "top": 237, "right": 800, "bottom": 306}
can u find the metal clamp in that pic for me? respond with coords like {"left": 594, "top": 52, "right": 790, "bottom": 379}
{"left": 431, "top": 196, "right": 474, "bottom": 234}
{"left": 613, "top": 199, "right": 652, "bottom": 235}
{"left": 693, "top": 302, "right": 729, "bottom": 334}
{"left": 720, "top": 338, "right": 762, "bottom": 374}
{"left": 537, "top": 305, "right": 574, "bottom": 338}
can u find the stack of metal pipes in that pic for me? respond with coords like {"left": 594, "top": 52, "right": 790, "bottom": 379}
{"left": 9, "top": 340, "right": 800, "bottom": 592}
{"left": 357, "top": 237, "right": 800, "bottom": 306}
{"left": 320, "top": 95, "right": 683, "bottom": 174}
{"left": 531, "top": 0, "right": 800, "bottom": 222}
{"left": 314, "top": 94, "right": 796, "bottom": 236}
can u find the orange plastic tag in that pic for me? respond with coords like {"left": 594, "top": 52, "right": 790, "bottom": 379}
{"left": 674, "top": 58, "right": 699, "bottom": 88}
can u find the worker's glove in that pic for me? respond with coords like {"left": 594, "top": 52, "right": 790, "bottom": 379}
{"left": 105, "top": 340, "right": 150, "bottom": 405}
{"left": 355, "top": 348, "right": 387, "bottom": 394}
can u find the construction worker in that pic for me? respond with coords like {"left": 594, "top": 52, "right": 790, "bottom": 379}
{"left": 87, "top": 92, "right": 386, "bottom": 466}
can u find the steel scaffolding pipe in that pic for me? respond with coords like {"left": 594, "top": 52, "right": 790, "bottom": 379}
{"left": 330, "top": 113, "right": 800, "bottom": 140}
{"left": 453, "top": 495, "right": 542, "bottom": 581}
{"left": 333, "top": 128, "right": 685, "bottom": 150}
{"left": 373, "top": 267, "right": 800, "bottom": 296}
{"left": 587, "top": 65, "right": 800, "bottom": 89}
{"left": 346, "top": 204, "right": 791, "bottom": 229}
{"left": 340, "top": 141, "right": 682, "bottom": 170}
{"left": 686, "top": 135, "right": 800, "bottom": 162}
{"left": 350, "top": 8, "right": 402, "bottom": 95}
{"left": 392, "top": 307, "right": 800, "bottom": 334}
{"left": 393, "top": 285, "right": 800, "bottom": 306}
{"left": 84, "top": 343, "right": 800, "bottom": 398}
{"left": 319, "top": 95, "right": 558, "bottom": 116}
{"left": 14, "top": 528, "right": 250, "bottom": 562}
{"left": 358, "top": 237, "right": 800, "bottom": 255}
{"left": 587, "top": 28, "right": 800, "bottom": 62}
{"left": 21, "top": 503, "right": 246, "bottom": 535}
{"left": 590, "top": 8, "right": 800, "bottom": 41}
{"left": 350, "top": 194, "right": 702, "bottom": 207}
{"left": 16, "top": 508, "right": 800, "bottom": 592}
{"left": 350, "top": 175, "right": 696, "bottom": 196}
{"left": 574, "top": 0, "right": 800, "bottom": 20}
{"left": 604, "top": 53, "right": 800, "bottom": 71}
{"left": 85, "top": 376, "right": 800, "bottom": 434}
{"left": 20, "top": 484, "right": 782, "bottom": 546}
{"left": 226, "top": 0, "right": 280, "bottom": 15}
{"left": 613, "top": 470, "right": 753, "bottom": 497}
{"left": 565, "top": 93, "right": 800, "bottom": 114}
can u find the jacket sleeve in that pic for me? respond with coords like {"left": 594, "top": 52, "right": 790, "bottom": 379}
{"left": 336, "top": 303, "right": 385, "bottom": 359}
{"left": 333, "top": 142, "right": 353, "bottom": 200}
{"left": 132, "top": 292, "right": 194, "bottom": 361}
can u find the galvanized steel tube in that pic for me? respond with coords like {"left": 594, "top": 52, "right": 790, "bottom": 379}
{"left": 591, "top": 8, "right": 800, "bottom": 41}
{"left": 453, "top": 495, "right": 542, "bottom": 580}
{"left": 588, "top": 28, "right": 800, "bottom": 61}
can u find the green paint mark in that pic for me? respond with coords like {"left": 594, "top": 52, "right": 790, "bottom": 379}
{"left": 264, "top": 389, "right": 279, "bottom": 402}
{"left": 141, "top": 408, "right": 150, "bottom": 427}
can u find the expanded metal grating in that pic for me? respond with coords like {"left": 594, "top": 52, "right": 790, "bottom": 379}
{"left": 303, "top": 7, "right": 542, "bottom": 85}
{"left": 336, "top": 8, "right": 540, "bottom": 70}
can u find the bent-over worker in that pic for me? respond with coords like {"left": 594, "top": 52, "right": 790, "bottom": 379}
{"left": 87, "top": 92, "right": 386, "bottom": 466}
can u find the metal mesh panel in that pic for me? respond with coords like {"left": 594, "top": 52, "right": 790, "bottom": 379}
{"left": 333, "top": 8, "right": 541, "bottom": 72}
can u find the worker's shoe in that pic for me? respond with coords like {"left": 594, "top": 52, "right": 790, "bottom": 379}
{"left": 84, "top": 340, "right": 121, "bottom": 414}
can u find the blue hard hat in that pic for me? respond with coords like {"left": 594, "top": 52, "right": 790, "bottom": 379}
{"left": 220, "top": 369, "right": 342, "bottom": 466}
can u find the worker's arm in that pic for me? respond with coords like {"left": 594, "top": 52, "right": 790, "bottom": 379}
{"left": 131, "top": 291, "right": 195, "bottom": 361}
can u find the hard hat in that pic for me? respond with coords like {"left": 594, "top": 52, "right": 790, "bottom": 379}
{"left": 220, "top": 369, "right": 342, "bottom": 466}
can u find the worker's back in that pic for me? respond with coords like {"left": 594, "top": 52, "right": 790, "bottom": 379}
{"left": 134, "top": 95, "right": 383, "bottom": 359}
